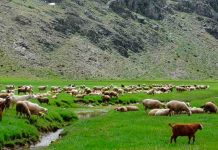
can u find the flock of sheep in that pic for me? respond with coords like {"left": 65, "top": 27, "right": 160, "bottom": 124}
{"left": 0, "top": 83, "right": 213, "bottom": 144}
{"left": 0, "top": 83, "right": 211, "bottom": 120}
{"left": 114, "top": 99, "right": 217, "bottom": 116}
{"left": 145, "top": 99, "right": 217, "bottom": 116}
{"left": 0, "top": 85, "right": 48, "bottom": 120}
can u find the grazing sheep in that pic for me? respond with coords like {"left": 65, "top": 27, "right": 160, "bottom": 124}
{"left": 16, "top": 101, "right": 31, "bottom": 118}
{"left": 0, "top": 93, "right": 11, "bottom": 98}
{"left": 84, "top": 88, "right": 92, "bottom": 94}
{"left": 102, "top": 95, "right": 111, "bottom": 103}
{"left": 109, "top": 91, "right": 118, "bottom": 98}
{"left": 4, "top": 96, "right": 11, "bottom": 109}
{"left": 126, "top": 106, "right": 139, "bottom": 111}
{"left": 71, "top": 89, "right": 79, "bottom": 96}
{"left": 10, "top": 95, "right": 33, "bottom": 107}
{"left": 148, "top": 109, "right": 160, "bottom": 116}
{"left": 146, "top": 89, "right": 155, "bottom": 95}
{"left": 142, "top": 99, "right": 165, "bottom": 110}
{"left": 52, "top": 94, "right": 58, "bottom": 99}
{"left": 117, "top": 89, "right": 124, "bottom": 95}
{"left": 201, "top": 102, "right": 218, "bottom": 113}
{"left": 50, "top": 86, "right": 61, "bottom": 93}
{"left": 93, "top": 86, "right": 103, "bottom": 92}
{"left": 176, "top": 86, "right": 187, "bottom": 92}
{"left": 155, "top": 109, "right": 170, "bottom": 116}
{"left": 6, "top": 89, "right": 15, "bottom": 94}
{"left": 76, "top": 94, "right": 86, "bottom": 99}
{"left": 18, "top": 86, "right": 33, "bottom": 95}
{"left": 17, "top": 101, "right": 48, "bottom": 117}
{"left": 169, "top": 123, "right": 203, "bottom": 144}
{"left": 102, "top": 91, "right": 110, "bottom": 95}
{"left": 190, "top": 107, "right": 205, "bottom": 114}
{"left": 37, "top": 96, "right": 49, "bottom": 104}
{"left": 114, "top": 106, "right": 128, "bottom": 112}
{"left": 5, "top": 85, "right": 15, "bottom": 90}
{"left": 38, "top": 86, "right": 47, "bottom": 92}
{"left": 166, "top": 100, "right": 191, "bottom": 116}
{"left": 188, "top": 86, "right": 196, "bottom": 91}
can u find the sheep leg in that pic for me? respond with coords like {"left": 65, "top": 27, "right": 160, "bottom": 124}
{"left": 169, "top": 110, "right": 173, "bottom": 116}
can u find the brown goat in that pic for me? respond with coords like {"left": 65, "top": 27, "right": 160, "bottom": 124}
{"left": 169, "top": 123, "right": 203, "bottom": 144}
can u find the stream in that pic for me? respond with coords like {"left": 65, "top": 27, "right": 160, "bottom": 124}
{"left": 30, "top": 129, "right": 63, "bottom": 150}
{"left": 29, "top": 110, "right": 108, "bottom": 150}
{"left": 77, "top": 110, "right": 108, "bottom": 119}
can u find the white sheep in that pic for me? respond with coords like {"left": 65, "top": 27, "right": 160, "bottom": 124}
{"left": 114, "top": 106, "right": 128, "bottom": 112}
{"left": 148, "top": 109, "right": 159, "bottom": 116}
{"left": 155, "top": 109, "right": 171, "bottom": 116}
{"left": 166, "top": 100, "right": 191, "bottom": 116}
{"left": 24, "top": 101, "right": 48, "bottom": 116}
{"left": 126, "top": 106, "right": 139, "bottom": 111}
{"left": 10, "top": 94, "right": 33, "bottom": 107}
{"left": 190, "top": 107, "right": 205, "bottom": 114}
{"left": 142, "top": 99, "right": 165, "bottom": 110}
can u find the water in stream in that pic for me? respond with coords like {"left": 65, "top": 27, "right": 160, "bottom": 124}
{"left": 29, "top": 110, "right": 108, "bottom": 149}
{"left": 77, "top": 110, "right": 108, "bottom": 119}
{"left": 30, "top": 129, "right": 63, "bottom": 150}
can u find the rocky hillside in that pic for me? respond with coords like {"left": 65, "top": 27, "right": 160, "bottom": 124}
{"left": 0, "top": 0, "right": 218, "bottom": 79}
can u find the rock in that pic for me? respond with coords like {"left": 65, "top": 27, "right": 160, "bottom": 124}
{"left": 136, "top": 15, "right": 148, "bottom": 24}
{"left": 84, "top": 10, "right": 101, "bottom": 22}
{"left": 107, "top": 0, "right": 167, "bottom": 20}
{"left": 14, "top": 15, "right": 32, "bottom": 25}
{"left": 53, "top": 14, "right": 86, "bottom": 35}
{"left": 205, "top": 27, "right": 218, "bottom": 39}
{"left": 175, "top": 0, "right": 218, "bottom": 20}
{"left": 75, "top": 0, "right": 84, "bottom": 6}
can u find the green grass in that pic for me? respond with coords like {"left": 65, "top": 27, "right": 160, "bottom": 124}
{"left": 47, "top": 110, "right": 218, "bottom": 150}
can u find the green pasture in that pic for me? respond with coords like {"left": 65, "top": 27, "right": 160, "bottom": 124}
{"left": 48, "top": 110, "right": 218, "bottom": 150}
{"left": 0, "top": 78, "right": 218, "bottom": 149}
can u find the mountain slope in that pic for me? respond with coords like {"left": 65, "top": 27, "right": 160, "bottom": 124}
{"left": 0, "top": 0, "right": 218, "bottom": 79}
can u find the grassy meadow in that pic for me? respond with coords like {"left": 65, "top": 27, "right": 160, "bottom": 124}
{"left": 0, "top": 78, "right": 218, "bottom": 149}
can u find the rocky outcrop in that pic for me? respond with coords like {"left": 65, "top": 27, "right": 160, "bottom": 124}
{"left": 107, "top": 0, "right": 168, "bottom": 20}
{"left": 175, "top": 0, "right": 218, "bottom": 20}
